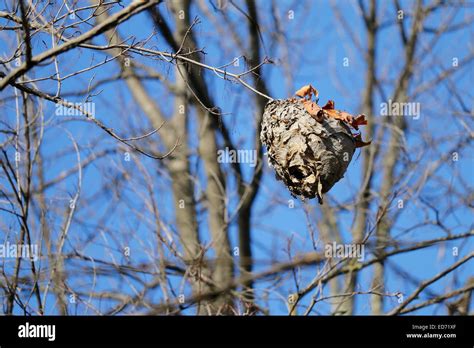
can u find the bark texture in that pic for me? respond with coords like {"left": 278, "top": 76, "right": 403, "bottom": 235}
{"left": 261, "top": 99, "right": 356, "bottom": 203}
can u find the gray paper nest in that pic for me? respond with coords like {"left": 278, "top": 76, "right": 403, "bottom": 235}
{"left": 260, "top": 99, "right": 356, "bottom": 204}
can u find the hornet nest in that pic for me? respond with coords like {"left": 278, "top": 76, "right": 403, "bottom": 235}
{"left": 260, "top": 84, "right": 371, "bottom": 204}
